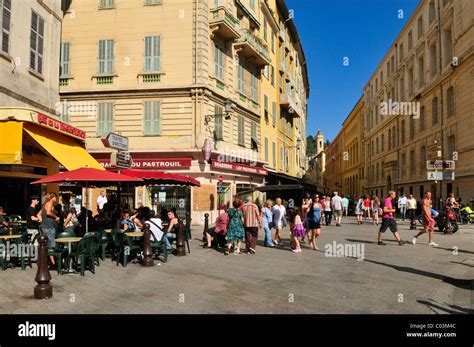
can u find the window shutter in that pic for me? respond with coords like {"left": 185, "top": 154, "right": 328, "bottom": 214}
{"left": 272, "top": 102, "right": 276, "bottom": 127}
{"left": 60, "top": 42, "right": 70, "bottom": 76}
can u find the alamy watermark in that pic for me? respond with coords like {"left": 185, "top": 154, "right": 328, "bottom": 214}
{"left": 0, "top": 242, "right": 38, "bottom": 261}
{"left": 325, "top": 241, "right": 365, "bottom": 261}
{"left": 380, "top": 99, "right": 420, "bottom": 119}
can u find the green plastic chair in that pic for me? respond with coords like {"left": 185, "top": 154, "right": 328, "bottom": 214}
{"left": 150, "top": 232, "right": 168, "bottom": 263}
{"left": 116, "top": 233, "right": 141, "bottom": 267}
{"left": 67, "top": 235, "right": 98, "bottom": 276}
{"left": 15, "top": 233, "right": 33, "bottom": 270}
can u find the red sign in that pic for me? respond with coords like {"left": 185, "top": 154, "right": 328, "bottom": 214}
{"left": 218, "top": 175, "right": 223, "bottom": 183}
{"left": 98, "top": 158, "right": 192, "bottom": 170}
{"left": 37, "top": 113, "right": 86, "bottom": 139}
{"left": 211, "top": 160, "right": 268, "bottom": 176}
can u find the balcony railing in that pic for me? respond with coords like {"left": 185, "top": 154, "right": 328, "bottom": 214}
{"left": 234, "top": 28, "right": 271, "bottom": 67}
{"left": 280, "top": 92, "right": 301, "bottom": 118}
{"left": 209, "top": 6, "right": 240, "bottom": 40}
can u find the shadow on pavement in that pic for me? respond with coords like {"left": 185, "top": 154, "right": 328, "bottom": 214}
{"left": 417, "top": 299, "right": 474, "bottom": 314}
{"left": 364, "top": 258, "right": 473, "bottom": 290}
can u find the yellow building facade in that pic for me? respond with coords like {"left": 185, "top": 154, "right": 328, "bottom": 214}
{"left": 59, "top": 0, "right": 309, "bottom": 222}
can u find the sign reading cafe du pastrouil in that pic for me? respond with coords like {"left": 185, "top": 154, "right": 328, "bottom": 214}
{"left": 98, "top": 158, "right": 192, "bottom": 170}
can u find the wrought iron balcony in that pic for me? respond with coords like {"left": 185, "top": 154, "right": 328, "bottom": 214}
{"left": 209, "top": 6, "right": 240, "bottom": 41}
{"left": 280, "top": 91, "right": 301, "bottom": 118}
{"left": 234, "top": 28, "right": 271, "bottom": 67}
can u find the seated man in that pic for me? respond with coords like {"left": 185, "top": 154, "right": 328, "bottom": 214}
{"left": 144, "top": 210, "right": 172, "bottom": 251}
{"left": 204, "top": 209, "right": 228, "bottom": 249}
{"left": 0, "top": 207, "right": 9, "bottom": 235}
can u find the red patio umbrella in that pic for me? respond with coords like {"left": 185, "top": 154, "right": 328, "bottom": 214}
{"left": 121, "top": 169, "right": 201, "bottom": 187}
{"left": 32, "top": 167, "right": 143, "bottom": 234}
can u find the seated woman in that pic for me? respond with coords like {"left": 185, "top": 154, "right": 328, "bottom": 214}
{"left": 120, "top": 210, "right": 135, "bottom": 231}
{"left": 204, "top": 208, "right": 228, "bottom": 249}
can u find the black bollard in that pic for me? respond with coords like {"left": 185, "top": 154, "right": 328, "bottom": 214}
{"left": 141, "top": 223, "right": 154, "bottom": 267}
{"left": 34, "top": 234, "right": 52, "bottom": 299}
{"left": 175, "top": 221, "right": 186, "bottom": 257}
{"left": 203, "top": 213, "right": 209, "bottom": 242}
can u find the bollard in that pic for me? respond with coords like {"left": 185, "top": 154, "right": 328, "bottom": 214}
{"left": 141, "top": 223, "right": 154, "bottom": 267}
{"left": 34, "top": 234, "right": 52, "bottom": 299}
{"left": 175, "top": 221, "right": 186, "bottom": 256}
{"left": 203, "top": 213, "right": 209, "bottom": 242}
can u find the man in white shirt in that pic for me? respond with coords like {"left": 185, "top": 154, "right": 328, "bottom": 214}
{"left": 272, "top": 198, "right": 286, "bottom": 246}
{"left": 331, "top": 191, "right": 343, "bottom": 227}
{"left": 96, "top": 190, "right": 107, "bottom": 212}
{"left": 145, "top": 212, "right": 172, "bottom": 250}
{"left": 398, "top": 194, "right": 408, "bottom": 221}
{"left": 407, "top": 194, "right": 417, "bottom": 229}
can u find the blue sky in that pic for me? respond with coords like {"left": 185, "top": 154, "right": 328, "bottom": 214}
{"left": 287, "top": 0, "right": 419, "bottom": 141}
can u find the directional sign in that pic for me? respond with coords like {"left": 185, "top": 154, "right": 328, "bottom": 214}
{"left": 426, "top": 160, "right": 455, "bottom": 170}
{"left": 427, "top": 171, "right": 455, "bottom": 181}
{"left": 102, "top": 133, "right": 129, "bottom": 151}
{"left": 111, "top": 152, "right": 132, "bottom": 169}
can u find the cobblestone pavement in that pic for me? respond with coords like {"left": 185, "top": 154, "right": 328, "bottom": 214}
{"left": 1, "top": 217, "right": 472, "bottom": 314}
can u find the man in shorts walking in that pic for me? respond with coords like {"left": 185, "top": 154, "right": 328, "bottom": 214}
{"left": 412, "top": 192, "right": 438, "bottom": 247}
{"left": 378, "top": 191, "right": 404, "bottom": 246}
{"left": 331, "top": 191, "right": 343, "bottom": 227}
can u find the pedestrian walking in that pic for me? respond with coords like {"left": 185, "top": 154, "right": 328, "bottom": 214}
{"left": 40, "top": 192, "right": 61, "bottom": 269}
{"left": 307, "top": 194, "right": 323, "bottom": 250}
{"left": 398, "top": 193, "right": 408, "bottom": 221}
{"left": 377, "top": 191, "right": 404, "bottom": 246}
{"left": 332, "top": 191, "right": 343, "bottom": 227}
{"left": 355, "top": 196, "right": 364, "bottom": 225}
{"left": 407, "top": 194, "right": 417, "bottom": 230}
{"left": 261, "top": 199, "right": 275, "bottom": 248}
{"left": 225, "top": 200, "right": 245, "bottom": 255}
{"left": 272, "top": 198, "right": 286, "bottom": 246}
{"left": 371, "top": 195, "right": 381, "bottom": 226}
{"left": 412, "top": 192, "right": 438, "bottom": 247}
{"left": 363, "top": 196, "right": 371, "bottom": 219}
{"left": 242, "top": 196, "right": 260, "bottom": 254}
{"left": 324, "top": 196, "right": 332, "bottom": 226}
{"left": 290, "top": 208, "right": 305, "bottom": 253}
{"left": 342, "top": 196, "right": 349, "bottom": 218}
{"left": 26, "top": 195, "right": 41, "bottom": 244}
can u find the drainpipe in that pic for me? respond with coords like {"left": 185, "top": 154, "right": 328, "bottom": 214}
{"left": 437, "top": 0, "right": 445, "bottom": 209}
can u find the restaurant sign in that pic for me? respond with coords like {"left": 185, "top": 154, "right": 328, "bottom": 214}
{"left": 211, "top": 160, "right": 268, "bottom": 176}
{"left": 37, "top": 113, "right": 86, "bottom": 139}
{"left": 98, "top": 158, "right": 192, "bottom": 170}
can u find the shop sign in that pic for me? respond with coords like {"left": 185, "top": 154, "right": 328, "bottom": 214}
{"left": 98, "top": 158, "right": 192, "bottom": 170}
{"left": 37, "top": 113, "right": 86, "bottom": 139}
{"left": 211, "top": 160, "right": 268, "bottom": 176}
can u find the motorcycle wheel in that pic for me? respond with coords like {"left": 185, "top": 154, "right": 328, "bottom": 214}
{"left": 449, "top": 222, "right": 459, "bottom": 233}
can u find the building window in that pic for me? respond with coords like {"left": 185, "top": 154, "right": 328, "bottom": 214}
{"left": 401, "top": 120, "right": 405, "bottom": 144}
{"left": 271, "top": 31, "right": 275, "bottom": 52}
{"left": 250, "top": 70, "right": 257, "bottom": 100}
{"left": 263, "top": 16, "right": 267, "bottom": 42}
{"left": 214, "top": 105, "right": 223, "bottom": 140}
{"left": 144, "top": 101, "right": 161, "bottom": 135}
{"left": 408, "top": 31, "right": 413, "bottom": 51}
{"left": 420, "top": 106, "right": 425, "bottom": 131}
{"left": 144, "top": 36, "right": 161, "bottom": 71}
{"left": 98, "top": 39, "right": 114, "bottom": 74}
{"left": 251, "top": 122, "right": 258, "bottom": 151}
{"left": 271, "top": 65, "right": 275, "bottom": 86}
{"left": 399, "top": 77, "right": 405, "bottom": 100}
{"left": 60, "top": 42, "right": 71, "bottom": 77}
{"left": 238, "top": 63, "right": 244, "bottom": 93}
{"left": 409, "top": 116, "right": 415, "bottom": 140}
{"left": 280, "top": 146, "right": 284, "bottom": 170}
{"left": 144, "top": 0, "right": 162, "bottom": 5}
{"left": 418, "top": 56, "right": 425, "bottom": 87}
{"left": 264, "top": 95, "right": 269, "bottom": 122}
{"left": 272, "top": 141, "right": 276, "bottom": 168}
{"left": 237, "top": 115, "right": 244, "bottom": 146}
{"left": 97, "top": 102, "right": 114, "bottom": 137}
{"left": 408, "top": 67, "right": 414, "bottom": 95}
{"left": 430, "top": 43, "right": 437, "bottom": 77}
{"left": 249, "top": 0, "right": 255, "bottom": 11}
{"left": 447, "top": 135, "right": 455, "bottom": 159}
{"left": 443, "top": 28, "right": 453, "bottom": 66}
{"left": 272, "top": 101, "right": 276, "bottom": 127}
{"left": 447, "top": 86, "right": 454, "bottom": 117}
{"left": 420, "top": 146, "right": 426, "bottom": 167}
{"left": 30, "top": 11, "right": 45, "bottom": 74}
{"left": 264, "top": 137, "right": 269, "bottom": 162}
{"left": 417, "top": 16, "right": 423, "bottom": 40}
{"left": 399, "top": 43, "right": 404, "bottom": 62}
{"left": 429, "top": 1, "right": 436, "bottom": 24}
{"left": 376, "top": 137, "right": 379, "bottom": 154}
{"left": 214, "top": 44, "right": 224, "bottom": 81}
{"left": 381, "top": 134, "right": 385, "bottom": 152}
{"left": 1, "top": 0, "right": 11, "bottom": 54}
{"left": 99, "top": 0, "right": 115, "bottom": 9}
{"left": 432, "top": 97, "right": 438, "bottom": 124}
{"left": 410, "top": 150, "right": 415, "bottom": 175}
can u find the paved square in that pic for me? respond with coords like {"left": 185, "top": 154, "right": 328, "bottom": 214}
{"left": 1, "top": 217, "right": 472, "bottom": 314}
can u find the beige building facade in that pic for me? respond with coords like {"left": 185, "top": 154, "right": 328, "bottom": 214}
{"left": 59, "top": 0, "right": 309, "bottom": 222}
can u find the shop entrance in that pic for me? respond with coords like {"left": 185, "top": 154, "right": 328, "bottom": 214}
{"left": 0, "top": 177, "right": 41, "bottom": 216}
{"left": 148, "top": 186, "right": 190, "bottom": 220}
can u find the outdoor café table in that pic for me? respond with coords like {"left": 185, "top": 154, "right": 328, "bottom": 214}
{"left": 125, "top": 231, "right": 144, "bottom": 238}
{"left": 55, "top": 237, "right": 82, "bottom": 273}
{"left": 0, "top": 234, "right": 22, "bottom": 263}
{"left": 104, "top": 229, "right": 112, "bottom": 233}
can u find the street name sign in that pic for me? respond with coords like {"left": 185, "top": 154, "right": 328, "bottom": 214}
{"left": 102, "top": 133, "right": 129, "bottom": 151}
{"left": 426, "top": 160, "right": 455, "bottom": 170}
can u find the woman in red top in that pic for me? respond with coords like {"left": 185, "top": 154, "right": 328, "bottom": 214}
{"left": 363, "top": 196, "right": 371, "bottom": 219}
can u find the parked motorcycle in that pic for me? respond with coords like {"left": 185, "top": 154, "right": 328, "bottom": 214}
{"left": 459, "top": 206, "right": 474, "bottom": 224}
{"left": 417, "top": 209, "right": 459, "bottom": 233}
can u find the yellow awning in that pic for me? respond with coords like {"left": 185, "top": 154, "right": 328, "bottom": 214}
{"left": 23, "top": 124, "right": 104, "bottom": 171}
{"left": 0, "top": 121, "right": 23, "bottom": 164}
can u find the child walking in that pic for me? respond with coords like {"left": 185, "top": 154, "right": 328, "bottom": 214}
{"left": 291, "top": 208, "right": 306, "bottom": 253}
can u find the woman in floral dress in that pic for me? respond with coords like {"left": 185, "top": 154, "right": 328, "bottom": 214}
{"left": 225, "top": 200, "right": 245, "bottom": 255}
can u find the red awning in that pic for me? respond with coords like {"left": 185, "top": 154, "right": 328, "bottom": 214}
{"left": 121, "top": 169, "right": 201, "bottom": 187}
{"left": 31, "top": 167, "right": 142, "bottom": 186}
